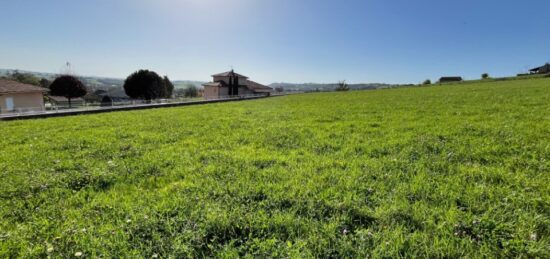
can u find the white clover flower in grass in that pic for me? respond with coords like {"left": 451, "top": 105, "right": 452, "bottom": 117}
{"left": 74, "top": 252, "right": 83, "bottom": 257}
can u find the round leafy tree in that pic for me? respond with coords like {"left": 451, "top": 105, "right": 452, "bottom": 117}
{"left": 49, "top": 75, "right": 87, "bottom": 108}
{"left": 123, "top": 70, "right": 167, "bottom": 101}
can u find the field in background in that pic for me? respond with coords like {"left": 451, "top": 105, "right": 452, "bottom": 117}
{"left": 1, "top": 78, "right": 548, "bottom": 257}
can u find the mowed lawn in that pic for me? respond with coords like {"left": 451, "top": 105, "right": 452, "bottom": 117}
{"left": 1, "top": 79, "right": 549, "bottom": 257}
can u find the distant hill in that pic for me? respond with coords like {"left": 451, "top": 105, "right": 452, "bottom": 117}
{"left": 0, "top": 69, "right": 206, "bottom": 97}
{"left": 1, "top": 68, "right": 411, "bottom": 94}
{"left": 0, "top": 69, "right": 57, "bottom": 81}
{"left": 0, "top": 68, "right": 124, "bottom": 87}
{"left": 269, "top": 82, "right": 409, "bottom": 92}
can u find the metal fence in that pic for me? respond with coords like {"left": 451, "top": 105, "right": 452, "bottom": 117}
{"left": 0, "top": 93, "right": 288, "bottom": 119}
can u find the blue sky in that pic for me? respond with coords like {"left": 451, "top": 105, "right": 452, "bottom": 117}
{"left": 0, "top": 0, "right": 548, "bottom": 84}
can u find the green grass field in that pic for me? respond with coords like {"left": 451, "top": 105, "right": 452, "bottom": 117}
{"left": 1, "top": 78, "right": 549, "bottom": 257}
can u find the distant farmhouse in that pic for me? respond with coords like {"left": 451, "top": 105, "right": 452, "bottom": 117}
{"left": 439, "top": 77, "right": 463, "bottom": 83}
{"left": 202, "top": 70, "right": 272, "bottom": 100}
{"left": 0, "top": 79, "right": 46, "bottom": 114}
{"left": 529, "top": 63, "right": 550, "bottom": 74}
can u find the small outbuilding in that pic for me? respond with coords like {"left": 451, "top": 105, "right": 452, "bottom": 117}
{"left": 0, "top": 79, "right": 47, "bottom": 114}
{"left": 529, "top": 63, "right": 550, "bottom": 74}
{"left": 439, "top": 77, "right": 463, "bottom": 83}
{"left": 48, "top": 96, "right": 85, "bottom": 109}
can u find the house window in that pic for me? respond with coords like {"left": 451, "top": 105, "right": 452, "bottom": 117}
{"left": 5, "top": 97, "right": 14, "bottom": 111}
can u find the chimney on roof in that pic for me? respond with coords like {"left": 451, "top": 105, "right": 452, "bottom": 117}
{"left": 228, "top": 69, "right": 239, "bottom": 95}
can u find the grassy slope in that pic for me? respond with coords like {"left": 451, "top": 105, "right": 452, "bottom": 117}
{"left": 0, "top": 78, "right": 549, "bottom": 257}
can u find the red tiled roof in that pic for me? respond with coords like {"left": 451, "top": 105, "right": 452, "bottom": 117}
{"left": 245, "top": 80, "right": 272, "bottom": 93}
{"left": 212, "top": 71, "right": 249, "bottom": 78}
{"left": 246, "top": 80, "right": 272, "bottom": 91}
{"left": 0, "top": 79, "right": 48, "bottom": 94}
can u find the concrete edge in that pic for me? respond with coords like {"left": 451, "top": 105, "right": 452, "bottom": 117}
{"left": 1, "top": 95, "right": 281, "bottom": 121}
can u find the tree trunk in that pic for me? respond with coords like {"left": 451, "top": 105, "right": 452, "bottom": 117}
{"left": 68, "top": 98, "right": 72, "bottom": 108}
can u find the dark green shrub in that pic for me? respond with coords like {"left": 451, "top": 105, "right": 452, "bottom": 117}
{"left": 100, "top": 95, "right": 113, "bottom": 107}
{"left": 184, "top": 85, "right": 199, "bottom": 98}
{"left": 8, "top": 70, "right": 41, "bottom": 86}
{"left": 39, "top": 78, "right": 51, "bottom": 88}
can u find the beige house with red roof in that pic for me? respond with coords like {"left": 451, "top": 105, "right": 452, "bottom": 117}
{"left": 202, "top": 70, "right": 272, "bottom": 100}
{"left": 0, "top": 79, "right": 47, "bottom": 114}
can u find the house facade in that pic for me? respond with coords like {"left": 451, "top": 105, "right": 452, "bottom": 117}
{"left": 202, "top": 70, "right": 272, "bottom": 99}
{"left": 0, "top": 79, "right": 47, "bottom": 114}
